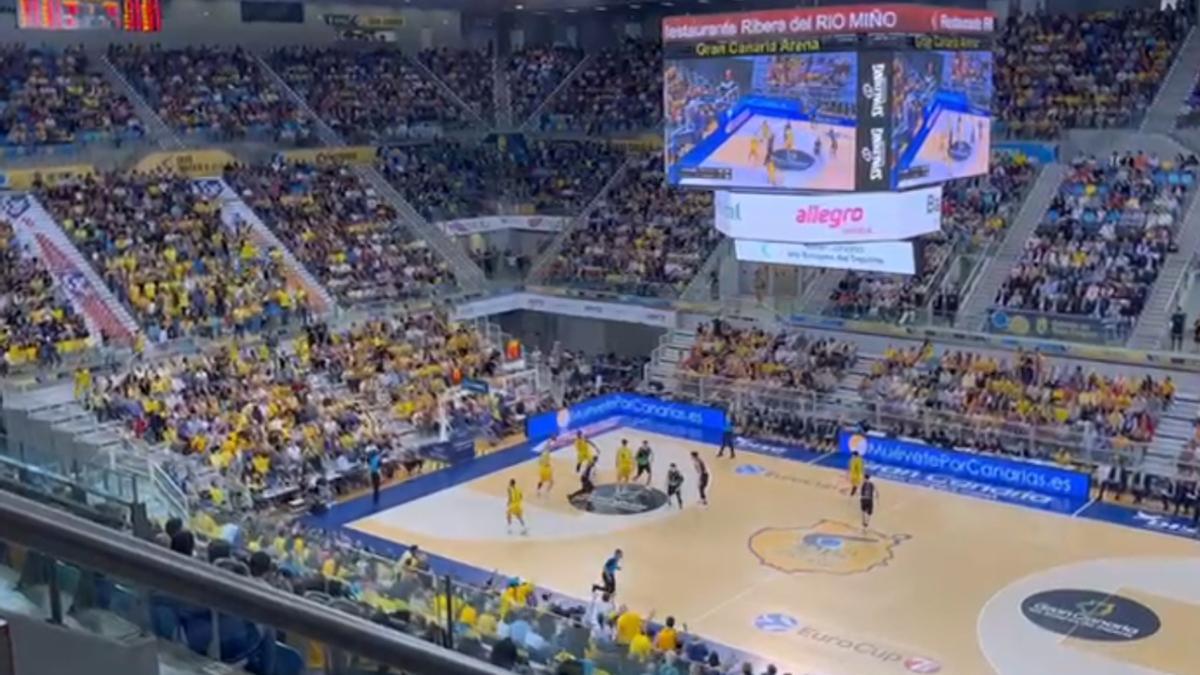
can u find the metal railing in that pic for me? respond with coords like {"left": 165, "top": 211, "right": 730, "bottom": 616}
{"left": 0, "top": 490, "right": 509, "bottom": 675}
{"left": 656, "top": 370, "right": 1177, "bottom": 473}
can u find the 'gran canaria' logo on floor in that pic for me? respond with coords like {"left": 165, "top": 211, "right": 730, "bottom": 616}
{"left": 748, "top": 520, "right": 910, "bottom": 575}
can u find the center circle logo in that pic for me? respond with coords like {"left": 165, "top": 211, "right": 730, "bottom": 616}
{"left": 569, "top": 483, "right": 667, "bottom": 515}
{"left": 735, "top": 464, "right": 767, "bottom": 476}
{"left": 1020, "top": 589, "right": 1161, "bottom": 642}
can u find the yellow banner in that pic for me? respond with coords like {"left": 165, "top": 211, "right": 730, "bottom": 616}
{"left": 614, "top": 135, "right": 664, "bottom": 151}
{"left": 0, "top": 164, "right": 95, "bottom": 190}
{"left": 278, "top": 146, "right": 378, "bottom": 166}
{"left": 134, "top": 149, "right": 238, "bottom": 177}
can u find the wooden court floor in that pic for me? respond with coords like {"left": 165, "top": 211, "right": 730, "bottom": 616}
{"left": 350, "top": 427, "right": 1200, "bottom": 675}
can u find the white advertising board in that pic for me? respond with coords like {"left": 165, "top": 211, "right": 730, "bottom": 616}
{"left": 734, "top": 239, "right": 917, "bottom": 275}
{"left": 715, "top": 186, "right": 941, "bottom": 244}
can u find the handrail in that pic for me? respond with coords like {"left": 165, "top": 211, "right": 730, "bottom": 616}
{"left": 0, "top": 490, "right": 509, "bottom": 675}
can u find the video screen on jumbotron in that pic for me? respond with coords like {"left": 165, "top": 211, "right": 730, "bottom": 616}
{"left": 891, "top": 50, "right": 992, "bottom": 189}
{"left": 664, "top": 52, "right": 859, "bottom": 191}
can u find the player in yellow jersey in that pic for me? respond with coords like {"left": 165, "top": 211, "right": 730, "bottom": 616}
{"left": 574, "top": 431, "right": 599, "bottom": 473}
{"left": 748, "top": 135, "right": 762, "bottom": 163}
{"left": 783, "top": 122, "right": 795, "bottom": 151}
{"left": 536, "top": 445, "right": 554, "bottom": 496}
{"left": 615, "top": 440, "right": 634, "bottom": 484}
{"left": 767, "top": 157, "right": 779, "bottom": 186}
{"left": 848, "top": 450, "right": 865, "bottom": 497}
{"left": 507, "top": 479, "right": 527, "bottom": 535}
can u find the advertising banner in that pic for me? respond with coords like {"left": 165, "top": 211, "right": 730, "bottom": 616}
{"left": 838, "top": 431, "right": 1091, "bottom": 500}
{"left": 0, "top": 194, "right": 138, "bottom": 342}
{"left": 735, "top": 239, "right": 916, "bottom": 275}
{"left": 0, "top": 164, "right": 94, "bottom": 190}
{"left": 856, "top": 50, "right": 892, "bottom": 193}
{"left": 987, "top": 308, "right": 1124, "bottom": 345}
{"left": 662, "top": 5, "right": 995, "bottom": 41}
{"left": 134, "top": 149, "right": 237, "bottom": 177}
{"left": 715, "top": 186, "right": 941, "bottom": 244}
{"left": 438, "top": 216, "right": 570, "bottom": 237}
{"left": 451, "top": 293, "right": 676, "bottom": 328}
{"left": 527, "top": 394, "right": 727, "bottom": 441}
{"left": 277, "top": 146, "right": 377, "bottom": 166}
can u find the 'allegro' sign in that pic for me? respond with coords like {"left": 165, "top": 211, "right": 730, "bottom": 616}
{"left": 715, "top": 187, "right": 942, "bottom": 245}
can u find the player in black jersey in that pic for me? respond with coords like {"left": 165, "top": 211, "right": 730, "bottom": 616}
{"left": 691, "top": 451, "right": 709, "bottom": 506}
{"left": 635, "top": 441, "right": 654, "bottom": 484}
{"left": 666, "top": 463, "right": 685, "bottom": 508}
{"left": 860, "top": 474, "right": 877, "bottom": 528}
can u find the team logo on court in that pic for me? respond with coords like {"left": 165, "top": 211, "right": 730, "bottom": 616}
{"left": 1020, "top": 589, "right": 1161, "bottom": 642}
{"left": 748, "top": 520, "right": 910, "bottom": 575}
{"left": 569, "top": 483, "right": 667, "bottom": 516}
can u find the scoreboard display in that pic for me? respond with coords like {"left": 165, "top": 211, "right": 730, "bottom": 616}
{"left": 662, "top": 4, "right": 995, "bottom": 194}
{"left": 16, "top": 0, "right": 160, "bottom": 31}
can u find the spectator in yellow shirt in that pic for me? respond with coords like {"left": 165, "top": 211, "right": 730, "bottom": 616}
{"left": 655, "top": 616, "right": 679, "bottom": 652}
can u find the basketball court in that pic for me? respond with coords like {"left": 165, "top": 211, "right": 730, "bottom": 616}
{"left": 895, "top": 108, "right": 992, "bottom": 188}
{"left": 343, "top": 423, "right": 1200, "bottom": 675}
{"left": 682, "top": 114, "right": 857, "bottom": 191}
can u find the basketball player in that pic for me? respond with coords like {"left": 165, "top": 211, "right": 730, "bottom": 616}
{"left": 635, "top": 440, "right": 654, "bottom": 485}
{"left": 783, "top": 122, "right": 795, "bottom": 152}
{"left": 536, "top": 444, "right": 554, "bottom": 496}
{"left": 569, "top": 456, "right": 599, "bottom": 503}
{"left": 507, "top": 479, "right": 527, "bottom": 535}
{"left": 813, "top": 134, "right": 822, "bottom": 159}
{"left": 764, "top": 128, "right": 776, "bottom": 167}
{"left": 748, "top": 134, "right": 762, "bottom": 163}
{"left": 592, "top": 548, "right": 623, "bottom": 596}
{"left": 767, "top": 157, "right": 779, "bottom": 186}
{"left": 691, "top": 451, "right": 710, "bottom": 506}
{"left": 574, "top": 431, "right": 599, "bottom": 473}
{"left": 827, "top": 129, "right": 838, "bottom": 157}
{"left": 666, "top": 463, "right": 685, "bottom": 508}
{"left": 848, "top": 450, "right": 864, "bottom": 497}
{"left": 616, "top": 439, "right": 634, "bottom": 484}
{"left": 860, "top": 474, "right": 877, "bottom": 528}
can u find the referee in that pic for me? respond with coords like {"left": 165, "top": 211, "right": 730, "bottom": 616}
{"left": 718, "top": 412, "right": 736, "bottom": 458}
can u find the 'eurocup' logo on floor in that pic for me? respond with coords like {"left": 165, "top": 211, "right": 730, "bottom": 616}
{"left": 749, "top": 520, "right": 910, "bottom": 575}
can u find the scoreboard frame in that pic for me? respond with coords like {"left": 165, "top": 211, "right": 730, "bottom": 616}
{"left": 662, "top": 3, "right": 995, "bottom": 195}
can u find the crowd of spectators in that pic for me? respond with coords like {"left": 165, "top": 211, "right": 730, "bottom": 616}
{"left": 0, "top": 45, "right": 143, "bottom": 149}
{"left": 270, "top": 47, "right": 471, "bottom": 142}
{"left": 546, "top": 154, "right": 717, "bottom": 297}
{"left": 680, "top": 320, "right": 857, "bottom": 394}
{"left": 37, "top": 170, "right": 311, "bottom": 342}
{"left": 995, "top": 152, "right": 1198, "bottom": 324}
{"left": 0, "top": 218, "right": 91, "bottom": 369}
{"left": 149, "top": 506, "right": 767, "bottom": 675}
{"left": 860, "top": 342, "right": 1174, "bottom": 449}
{"left": 995, "top": 8, "right": 1190, "bottom": 138}
{"left": 224, "top": 161, "right": 451, "bottom": 306}
{"left": 829, "top": 152, "right": 1039, "bottom": 322}
{"left": 418, "top": 47, "right": 494, "bottom": 123}
{"left": 506, "top": 46, "right": 583, "bottom": 122}
{"left": 539, "top": 39, "right": 662, "bottom": 134}
{"left": 108, "top": 45, "right": 314, "bottom": 145}
{"left": 379, "top": 138, "right": 624, "bottom": 221}
{"left": 84, "top": 315, "right": 502, "bottom": 499}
